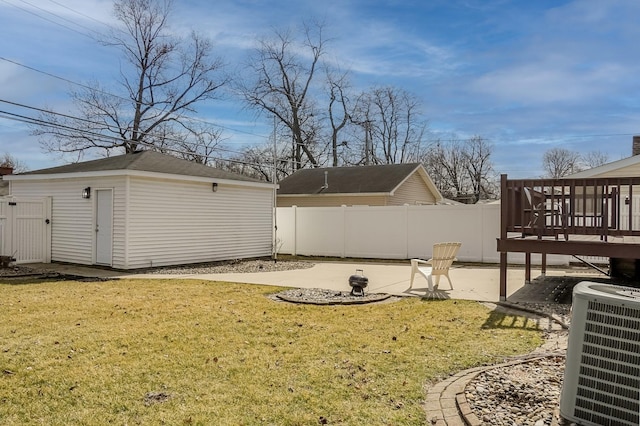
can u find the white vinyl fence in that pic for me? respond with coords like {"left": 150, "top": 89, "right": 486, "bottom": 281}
{"left": 276, "top": 204, "right": 568, "bottom": 265}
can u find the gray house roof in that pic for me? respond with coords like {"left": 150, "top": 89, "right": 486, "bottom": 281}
{"left": 18, "top": 150, "right": 259, "bottom": 183}
{"left": 278, "top": 163, "right": 435, "bottom": 195}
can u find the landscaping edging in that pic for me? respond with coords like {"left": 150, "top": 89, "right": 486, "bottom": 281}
{"left": 424, "top": 302, "right": 569, "bottom": 425}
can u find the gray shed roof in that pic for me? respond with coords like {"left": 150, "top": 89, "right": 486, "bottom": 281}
{"left": 278, "top": 163, "right": 426, "bottom": 195}
{"left": 18, "top": 150, "right": 260, "bottom": 183}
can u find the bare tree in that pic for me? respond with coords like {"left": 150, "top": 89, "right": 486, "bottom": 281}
{"left": 219, "top": 142, "right": 291, "bottom": 182}
{"left": 325, "top": 68, "right": 351, "bottom": 167}
{"left": 0, "top": 153, "right": 28, "bottom": 173}
{"left": 33, "top": 0, "right": 227, "bottom": 160}
{"left": 351, "top": 86, "right": 427, "bottom": 165}
{"left": 238, "top": 22, "right": 326, "bottom": 170}
{"left": 463, "top": 136, "right": 497, "bottom": 202}
{"left": 422, "top": 138, "right": 467, "bottom": 199}
{"left": 542, "top": 148, "right": 582, "bottom": 178}
{"left": 582, "top": 150, "right": 609, "bottom": 169}
{"left": 421, "top": 136, "right": 497, "bottom": 202}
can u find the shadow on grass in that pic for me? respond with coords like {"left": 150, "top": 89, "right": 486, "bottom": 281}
{"left": 481, "top": 309, "right": 542, "bottom": 331}
{"left": 0, "top": 274, "right": 116, "bottom": 285}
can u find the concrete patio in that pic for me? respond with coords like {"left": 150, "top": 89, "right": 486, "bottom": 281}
{"left": 16, "top": 260, "right": 610, "bottom": 303}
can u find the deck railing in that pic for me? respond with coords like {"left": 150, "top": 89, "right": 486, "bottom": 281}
{"left": 501, "top": 175, "right": 640, "bottom": 240}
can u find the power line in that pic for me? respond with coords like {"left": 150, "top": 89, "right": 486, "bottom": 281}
{"left": 0, "top": 99, "right": 250, "bottom": 158}
{"left": 0, "top": 109, "right": 278, "bottom": 170}
{"left": 16, "top": 0, "right": 103, "bottom": 37}
{"left": 45, "top": 0, "right": 113, "bottom": 28}
{"left": 0, "top": 56, "right": 271, "bottom": 141}
{"left": 0, "top": 100, "right": 299, "bottom": 167}
{"left": 0, "top": 0, "right": 96, "bottom": 40}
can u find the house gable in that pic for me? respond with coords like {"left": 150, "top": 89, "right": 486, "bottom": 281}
{"left": 390, "top": 171, "right": 438, "bottom": 205}
{"left": 277, "top": 164, "right": 442, "bottom": 207}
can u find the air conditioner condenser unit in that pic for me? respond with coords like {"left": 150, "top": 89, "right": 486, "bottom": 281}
{"left": 560, "top": 281, "right": 640, "bottom": 426}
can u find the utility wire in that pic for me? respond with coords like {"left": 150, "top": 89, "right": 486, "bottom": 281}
{"left": 0, "top": 0, "right": 96, "bottom": 40}
{"left": 46, "top": 0, "right": 113, "bottom": 28}
{"left": 0, "top": 100, "right": 299, "bottom": 169}
{"left": 0, "top": 56, "right": 271, "bottom": 141}
{"left": 0, "top": 109, "right": 279, "bottom": 170}
{"left": 0, "top": 98, "right": 296, "bottom": 162}
{"left": 15, "top": 0, "right": 103, "bottom": 38}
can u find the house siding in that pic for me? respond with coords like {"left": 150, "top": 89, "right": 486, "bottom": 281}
{"left": 126, "top": 177, "right": 273, "bottom": 268}
{"left": 10, "top": 177, "right": 127, "bottom": 267}
{"left": 588, "top": 163, "right": 640, "bottom": 178}
{"left": 389, "top": 172, "right": 437, "bottom": 205}
{"left": 277, "top": 195, "right": 388, "bottom": 207}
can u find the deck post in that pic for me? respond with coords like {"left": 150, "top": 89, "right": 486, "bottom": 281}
{"left": 499, "top": 174, "right": 508, "bottom": 301}
{"left": 525, "top": 252, "right": 531, "bottom": 284}
{"left": 541, "top": 253, "right": 547, "bottom": 277}
{"left": 500, "top": 252, "right": 507, "bottom": 301}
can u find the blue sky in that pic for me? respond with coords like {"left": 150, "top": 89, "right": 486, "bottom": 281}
{"left": 1, "top": 0, "right": 640, "bottom": 177}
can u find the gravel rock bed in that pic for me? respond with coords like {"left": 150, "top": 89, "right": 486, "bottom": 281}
{"left": 0, "top": 265, "right": 44, "bottom": 277}
{"left": 0, "top": 265, "right": 114, "bottom": 282}
{"left": 466, "top": 356, "right": 565, "bottom": 426}
{"left": 144, "top": 259, "right": 314, "bottom": 274}
{"left": 466, "top": 302, "right": 572, "bottom": 426}
{"left": 273, "top": 287, "right": 394, "bottom": 305}
{"left": 513, "top": 302, "right": 572, "bottom": 326}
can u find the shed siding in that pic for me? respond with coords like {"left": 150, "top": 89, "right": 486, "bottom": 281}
{"left": 126, "top": 177, "right": 272, "bottom": 268}
{"left": 389, "top": 172, "right": 437, "bottom": 205}
{"left": 277, "top": 195, "right": 387, "bottom": 207}
{"left": 9, "top": 177, "right": 127, "bottom": 267}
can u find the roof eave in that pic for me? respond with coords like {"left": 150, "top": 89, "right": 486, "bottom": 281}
{"left": 564, "top": 155, "right": 640, "bottom": 179}
{"left": 6, "top": 169, "right": 275, "bottom": 189}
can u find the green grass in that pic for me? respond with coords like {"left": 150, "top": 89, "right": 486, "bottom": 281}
{"left": 0, "top": 279, "right": 543, "bottom": 425}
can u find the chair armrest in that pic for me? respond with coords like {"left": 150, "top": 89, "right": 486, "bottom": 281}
{"left": 411, "top": 258, "right": 431, "bottom": 265}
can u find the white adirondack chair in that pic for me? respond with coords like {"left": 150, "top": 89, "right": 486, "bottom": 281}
{"left": 409, "top": 242, "right": 461, "bottom": 291}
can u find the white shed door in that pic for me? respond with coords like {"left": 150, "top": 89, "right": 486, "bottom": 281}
{"left": 95, "top": 189, "right": 113, "bottom": 265}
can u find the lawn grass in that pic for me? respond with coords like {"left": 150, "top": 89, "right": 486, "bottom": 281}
{"left": 0, "top": 278, "right": 543, "bottom": 425}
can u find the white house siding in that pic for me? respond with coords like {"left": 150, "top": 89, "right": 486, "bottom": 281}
{"left": 126, "top": 177, "right": 273, "bottom": 268}
{"left": 277, "top": 195, "right": 387, "bottom": 207}
{"left": 9, "top": 177, "right": 127, "bottom": 266}
{"left": 390, "top": 172, "right": 436, "bottom": 205}
{"left": 588, "top": 163, "right": 640, "bottom": 178}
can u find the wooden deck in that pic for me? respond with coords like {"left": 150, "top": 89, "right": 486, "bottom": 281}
{"left": 497, "top": 174, "right": 640, "bottom": 300}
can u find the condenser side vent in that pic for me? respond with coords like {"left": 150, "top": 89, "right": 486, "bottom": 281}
{"left": 560, "top": 282, "right": 640, "bottom": 426}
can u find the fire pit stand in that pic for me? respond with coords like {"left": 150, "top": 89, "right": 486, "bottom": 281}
{"left": 348, "top": 269, "right": 369, "bottom": 296}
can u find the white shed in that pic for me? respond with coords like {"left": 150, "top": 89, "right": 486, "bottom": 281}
{"left": 4, "top": 151, "right": 275, "bottom": 269}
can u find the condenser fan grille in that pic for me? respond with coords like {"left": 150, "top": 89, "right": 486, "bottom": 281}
{"left": 572, "top": 299, "right": 640, "bottom": 425}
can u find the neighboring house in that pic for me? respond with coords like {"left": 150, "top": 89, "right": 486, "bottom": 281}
{"left": 567, "top": 136, "right": 640, "bottom": 179}
{"left": 277, "top": 163, "right": 443, "bottom": 207}
{"left": 567, "top": 156, "right": 640, "bottom": 179}
{"left": 0, "top": 166, "right": 12, "bottom": 196}
{"left": 4, "top": 151, "right": 275, "bottom": 269}
{"left": 565, "top": 137, "right": 640, "bottom": 219}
